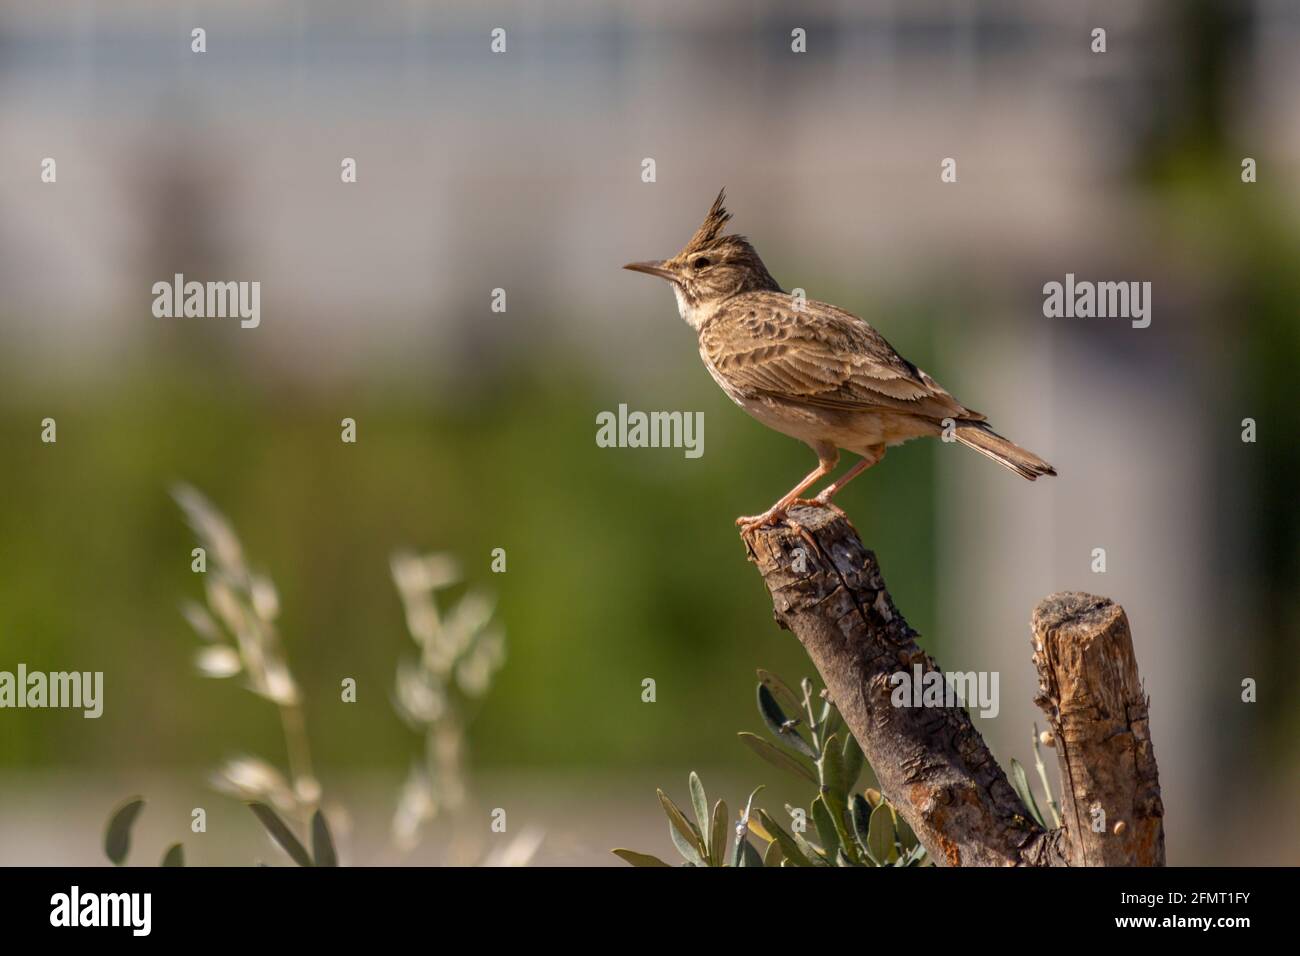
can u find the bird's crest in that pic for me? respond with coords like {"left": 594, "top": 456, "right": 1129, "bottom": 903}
{"left": 685, "top": 189, "right": 732, "bottom": 251}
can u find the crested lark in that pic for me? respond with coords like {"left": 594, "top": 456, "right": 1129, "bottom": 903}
{"left": 625, "top": 189, "right": 1056, "bottom": 532}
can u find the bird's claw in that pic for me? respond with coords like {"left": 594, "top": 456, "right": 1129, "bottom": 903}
{"left": 737, "top": 494, "right": 846, "bottom": 537}
{"left": 736, "top": 506, "right": 822, "bottom": 556}
{"left": 736, "top": 509, "right": 786, "bottom": 534}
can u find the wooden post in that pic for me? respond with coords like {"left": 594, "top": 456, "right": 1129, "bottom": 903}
{"left": 1031, "top": 593, "right": 1166, "bottom": 865}
{"left": 742, "top": 503, "right": 1164, "bottom": 866}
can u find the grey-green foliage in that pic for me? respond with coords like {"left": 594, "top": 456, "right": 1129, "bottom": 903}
{"left": 1009, "top": 758, "right": 1045, "bottom": 828}
{"left": 389, "top": 551, "right": 507, "bottom": 852}
{"left": 102, "top": 796, "right": 186, "bottom": 868}
{"left": 247, "top": 802, "right": 339, "bottom": 867}
{"left": 1007, "top": 724, "right": 1063, "bottom": 831}
{"left": 173, "top": 486, "right": 320, "bottom": 823}
{"left": 103, "top": 796, "right": 145, "bottom": 866}
{"left": 612, "top": 669, "right": 930, "bottom": 867}
{"left": 612, "top": 774, "right": 764, "bottom": 868}
{"left": 1030, "top": 722, "right": 1062, "bottom": 828}
{"left": 160, "top": 843, "right": 185, "bottom": 867}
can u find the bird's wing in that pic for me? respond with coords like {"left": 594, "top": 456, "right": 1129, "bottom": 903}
{"left": 699, "top": 293, "right": 981, "bottom": 421}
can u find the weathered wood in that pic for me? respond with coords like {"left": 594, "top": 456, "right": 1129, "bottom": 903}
{"left": 1031, "top": 593, "right": 1165, "bottom": 865}
{"left": 741, "top": 503, "right": 1163, "bottom": 867}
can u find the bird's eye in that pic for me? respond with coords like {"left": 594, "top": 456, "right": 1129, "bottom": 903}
{"left": 693, "top": 257, "right": 711, "bottom": 269}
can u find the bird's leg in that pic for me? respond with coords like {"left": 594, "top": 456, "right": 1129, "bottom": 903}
{"left": 807, "top": 444, "right": 885, "bottom": 510}
{"left": 736, "top": 451, "right": 838, "bottom": 533}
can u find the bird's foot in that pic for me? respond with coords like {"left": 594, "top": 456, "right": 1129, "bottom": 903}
{"left": 737, "top": 506, "right": 821, "bottom": 555}
{"left": 735, "top": 507, "right": 787, "bottom": 535}
{"left": 806, "top": 491, "right": 847, "bottom": 518}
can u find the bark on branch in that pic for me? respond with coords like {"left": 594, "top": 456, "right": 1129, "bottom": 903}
{"left": 741, "top": 503, "right": 1164, "bottom": 867}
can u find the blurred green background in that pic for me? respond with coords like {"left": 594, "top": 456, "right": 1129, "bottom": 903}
{"left": 0, "top": 300, "right": 946, "bottom": 773}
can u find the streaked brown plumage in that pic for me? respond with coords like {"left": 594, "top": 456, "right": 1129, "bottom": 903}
{"left": 625, "top": 189, "right": 1055, "bottom": 530}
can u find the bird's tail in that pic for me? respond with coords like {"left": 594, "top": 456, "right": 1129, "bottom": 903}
{"left": 954, "top": 421, "right": 1056, "bottom": 481}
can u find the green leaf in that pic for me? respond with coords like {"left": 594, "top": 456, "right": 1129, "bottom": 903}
{"left": 657, "top": 789, "right": 705, "bottom": 859}
{"left": 104, "top": 796, "right": 145, "bottom": 866}
{"left": 669, "top": 820, "right": 704, "bottom": 866}
{"left": 818, "top": 732, "right": 847, "bottom": 798}
{"left": 811, "top": 796, "right": 842, "bottom": 859}
{"left": 867, "top": 802, "right": 895, "bottom": 865}
{"left": 160, "top": 843, "right": 184, "bottom": 867}
{"left": 756, "top": 669, "right": 803, "bottom": 715}
{"left": 248, "top": 802, "right": 314, "bottom": 867}
{"left": 792, "top": 829, "right": 831, "bottom": 866}
{"left": 762, "top": 835, "right": 784, "bottom": 867}
{"left": 817, "top": 697, "right": 832, "bottom": 726}
{"left": 311, "top": 809, "right": 338, "bottom": 867}
{"left": 612, "top": 848, "right": 672, "bottom": 867}
{"left": 709, "top": 800, "right": 729, "bottom": 867}
{"left": 817, "top": 742, "right": 858, "bottom": 862}
{"left": 817, "top": 696, "right": 845, "bottom": 744}
{"left": 757, "top": 685, "right": 817, "bottom": 758}
{"left": 850, "top": 793, "right": 873, "bottom": 858}
{"left": 821, "top": 708, "right": 844, "bottom": 749}
{"left": 757, "top": 809, "right": 811, "bottom": 867}
{"left": 737, "top": 838, "right": 765, "bottom": 867}
{"left": 737, "top": 732, "right": 818, "bottom": 785}
{"left": 816, "top": 780, "right": 857, "bottom": 863}
{"left": 841, "top": 733, "right": 865, "bottom": 793}
{"left": 688, "top": 772, "right": 710, "bottom": 848}
{"left": 1009, "top": 759, "right": 1046, "bottom": 829}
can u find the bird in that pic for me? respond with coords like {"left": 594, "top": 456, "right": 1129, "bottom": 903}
{"left": 624, "top": 189, "right": 1056, "bottom": 532}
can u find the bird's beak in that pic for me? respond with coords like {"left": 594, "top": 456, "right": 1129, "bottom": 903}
{"left": 623, "top": 260, "right": 676, "bottom": 282}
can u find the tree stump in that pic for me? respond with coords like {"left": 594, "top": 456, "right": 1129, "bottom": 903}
{"left": 741, "top": 503, "right": 1164, "bottom": 866}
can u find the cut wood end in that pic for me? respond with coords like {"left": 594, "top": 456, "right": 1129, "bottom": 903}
{"left": 740, "top": 502, "right": 845, "bottom": 542}
{"left": 1031, "top": 592, "right": 1122, "bottom": 639}
{"left": 739, "top": 502, "right": 852, "bottom": 568}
